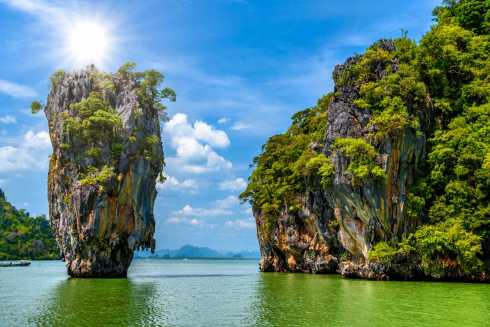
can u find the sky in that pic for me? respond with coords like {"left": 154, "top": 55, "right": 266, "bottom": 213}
{"left": 0, "top": 0, "right": 440, "bottom": 251}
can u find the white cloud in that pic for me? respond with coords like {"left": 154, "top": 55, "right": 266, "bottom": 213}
{"left": 231, "top": 121, "right": 251, "bottom": 131}
{"left": 215, "top": 195, "right": 239, "bottom": 208}
{"left": 166, "top": 217, "right": 181, "bottom": 224}
{"left": 172, "top": 195, "right": 239, "bottom": 219}
{"left": 189, "top": 218, "right": 201, "bottom": 226}
{"left": 3, "top": 0, "right": 62, "bottom": 18}
{"left": 0, "top": 130, "right": 51, "bottom": 172}
{"left": 174, "top": 203, "right": 232, "bottom": 218}
{"left": 165, "top": 113, "right": 230, "bottom": 148}
{"left": 23, "top": 130, "right": 50, "bottom": 149}
{"left": 225, "top": 218, "right": 256, "bottom": 230}
{"left": 0, "top": 116, "right": 16, "bottom": 124}
{"left": 164, "top": 113, "right": 232, "bottom": 174}
{"left": 219, "top": 178, "right": 247, "bottom": 191}
{"left": 0, "top": 80, "right": 37, "bottom": 98}
{"left": 157, "top": 175, "right": 198, "bottom": 193}
{"left": 217, "top": 117, "right": 228, "bottom": 124}
{"left": 193, "top": 121, "right": 230, "bottom": 148}
{"left": 166, "top": 216, "right": 207, "bottom": 227}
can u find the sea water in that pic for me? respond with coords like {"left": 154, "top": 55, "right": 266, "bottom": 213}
{"left": 1, "top": 259, "right": 490, "bottom": 326}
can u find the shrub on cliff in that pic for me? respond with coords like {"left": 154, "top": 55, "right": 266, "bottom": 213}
{"left": 240, "top": 94, "right": 330, "bottom": 227}
{"left": 333, "top": 138, "right": 385, "bottom": 185}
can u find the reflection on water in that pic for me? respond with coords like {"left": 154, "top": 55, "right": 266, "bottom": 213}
{"left": 254, "top": 272, "right": 490, "bottom": 327}
{"left": 34, "top": 279, "right": 158, "bottom": 326}
{"left": 3, "top": 260, "right": 260, "bottom": 327}
{"left": 2, "top": 260, "right": 490, "bottom": 326}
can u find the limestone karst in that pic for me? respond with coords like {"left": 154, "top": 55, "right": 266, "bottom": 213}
{"left": 38, "top": 63, "right": 174, "bottom": 277}
{"left": 241, "top": 0, "right": 490, "bottom": 281}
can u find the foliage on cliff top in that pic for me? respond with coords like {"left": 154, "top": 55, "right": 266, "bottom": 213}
{"left": 61, "top": 91, "right": 123, "bottom": 189}
{"left": 0, "top": 189, "right": 58, "bottom": 260}
{"left": 338, "top": 37, "right": 429, "bottom": 142}
{"left": 36, "top": 63, "right": 175, "bottom": 191}
{"left": 117, "top": 62, "right": 176, "bottom": 114}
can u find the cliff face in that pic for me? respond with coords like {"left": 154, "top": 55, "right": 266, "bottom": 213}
{"left": 250, "top": 0, "right": 490, "bottom": 280}
{"left": 44, "top": 66, "right": 166, "bottom": 277}
{"left": 323, "top": 42, "right": 427, "bottom": 263}
{"left": 256, "top": 189, "right": 339, "bottom": 273}
{"left": 255, "top": 41, "right": 428, "bottom": 275}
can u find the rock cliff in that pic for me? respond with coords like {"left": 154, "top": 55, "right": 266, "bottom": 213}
{"left": 243, "top": 0, "right": 490, "bottom": 282}
{"left": 322, "top": 40, "right": 428, "bottom": 264}
{"left": 40, "top": 64, "right": 172, "bottom": 277}
{"left": 254, "top": 40, "right": 428, "bottom": 275}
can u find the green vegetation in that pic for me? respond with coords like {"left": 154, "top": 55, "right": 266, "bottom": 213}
{"left": 244, "top": 0, "right": 490, "bottom": 276}
{"left": 370, "top": 220, "right": 483, "bottom": 277}
{"left": 333, "top": 138, "right": 385, "bottom": 185}
{"left": 0, "top": 190, "right": 58, "bottom": 260}
{"left": 50, "top": 69, "right": 65, "bottom": 89}
{"left": 79, "top": 165, "right": 116, "bottom": 188}
{"left": 60, "top": 91, "right": 123, "bottom": 189}
{"left": 341, "top": 37, "right": 428, "bottom": 141}
{"left": 367, "top": 0, "right": 490, "bottom": 274}
{"left": 117, "top": 61, "right": 176, "bottom": 114}
{"left": 304, "top": 154, "right": 335, "bottom": 188}
{"left": 240, "top": 94, "right": 330, "bottom": 231}
{"left": 39, "top": 62, "right": 175, "bottom": 191}
{"left": 31, "top": 101, "right": 42, "bottom": 114}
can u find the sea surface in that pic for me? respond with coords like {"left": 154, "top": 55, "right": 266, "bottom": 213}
{"left": 1, "top": 259, "right": 490, "bottom": 326}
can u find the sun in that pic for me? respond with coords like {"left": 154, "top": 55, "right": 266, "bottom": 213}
{"left": 65, "top": 20, "right": 111, "bottom": 68}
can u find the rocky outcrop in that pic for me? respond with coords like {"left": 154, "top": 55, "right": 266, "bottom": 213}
{"left": 256, "top": 40, "right": 429, "bottom": 276}
{"left": 44, "top": 66, "right": 165, "bottom": 277}
{"left": 256, "top": 189, "right": 339, "bottom": 274}
{"left": 323, "top": 41, "right": 427, "bottom": 262}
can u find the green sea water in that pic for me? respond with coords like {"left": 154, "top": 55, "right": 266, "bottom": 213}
{"left": 1, "top": 259, "right": 490, "bottom": 326}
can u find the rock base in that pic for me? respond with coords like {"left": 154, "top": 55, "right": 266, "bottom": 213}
{"left": 260, "top": 251, "right": 338, "bottom": 274}
{"left": 66, "top": 244, "right": 133, "bottom": 278}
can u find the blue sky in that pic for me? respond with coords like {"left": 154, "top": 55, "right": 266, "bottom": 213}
{"left": 0, "top": 0, "right": 439, "bottom": 251}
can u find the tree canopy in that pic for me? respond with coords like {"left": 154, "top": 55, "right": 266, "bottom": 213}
{"left": 0, "top": 190, "right": 58, "bottom": 260}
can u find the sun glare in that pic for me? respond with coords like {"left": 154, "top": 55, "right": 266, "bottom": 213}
{"left": 66, "top": 20, "right": 111, "bottom": 67}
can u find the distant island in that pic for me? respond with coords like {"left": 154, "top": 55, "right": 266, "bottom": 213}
{"left": 135, "top": 244, "right": 259, "bottom": 260}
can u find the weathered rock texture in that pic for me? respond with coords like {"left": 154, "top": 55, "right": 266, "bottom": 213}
{"left": 45, "top": 67, "right": 164, "bottom": 277}
{"left": 323, "top": 42, "right": 427, "bottom": 262}
{"left": 257, "top": 189, "right": 339, "bottom": 273}
{"left": 256, "top": 41, "right": 428, "bottom": 278}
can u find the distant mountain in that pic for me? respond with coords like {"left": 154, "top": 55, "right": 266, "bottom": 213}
{"left": 174, "top": 245, "right": 221, "bottom": 258}
{"left": 135, "top": 244, "right": 259, "bottom": 259}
